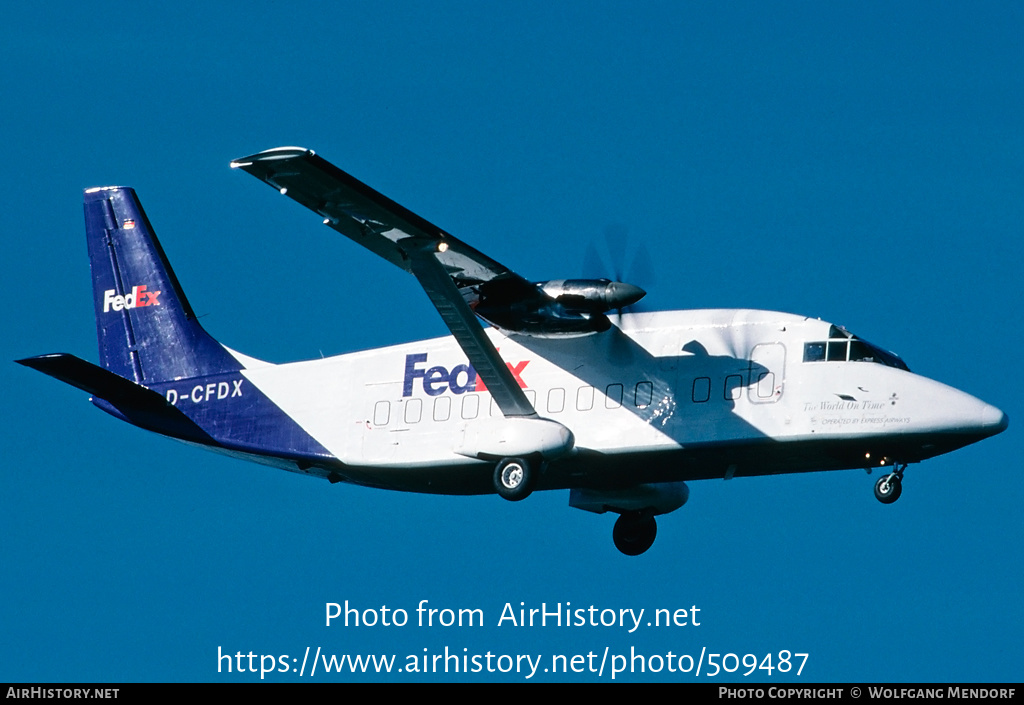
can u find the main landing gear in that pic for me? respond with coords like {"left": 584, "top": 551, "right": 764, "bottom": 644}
{"left": 612, "top": 512, "right": 658, "bottom": 556}
{"left": 493, "top": 457, "right": 536, "bottom": 502}
{"left": 873, "top": 463, "right": 907, "bottom": 504}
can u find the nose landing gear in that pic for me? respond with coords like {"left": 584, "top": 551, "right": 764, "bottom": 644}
{"left": 874, "top": 463, "right": 906, "bottom": 504}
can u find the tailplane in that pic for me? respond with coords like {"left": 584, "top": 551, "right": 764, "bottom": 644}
{"left": 84, "top": 187, "right": 241, "bottom": 383}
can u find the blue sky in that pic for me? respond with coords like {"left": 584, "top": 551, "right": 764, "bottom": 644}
{"left": 2, "top": 2, "right": 1021, "bottom": 682}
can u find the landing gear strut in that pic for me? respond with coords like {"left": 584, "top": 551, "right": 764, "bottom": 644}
{"left": 874, "top": 464, "right": 906, "bottom": 504}
{"left": 494, "top": 457, "right": 535, "bottom": 502}
{"left": 613, "top": 512, "right": 657, "bottom": 556}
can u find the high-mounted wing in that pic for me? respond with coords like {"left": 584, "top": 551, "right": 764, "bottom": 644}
{"left": 230, "top": 148, "right": 644, "bottom": 339}
{"left": 230, "top": 147, "right": 520, "bottom": 287}
{"left": 232, "top": 147, "right": 648, "bottom": 416}
{"left": 231, "top": 147, "right": 538, "bottom": 417}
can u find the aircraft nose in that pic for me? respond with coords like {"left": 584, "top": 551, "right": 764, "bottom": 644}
{"left": 980, "top": 403, "right": 1009, "bottom": 435}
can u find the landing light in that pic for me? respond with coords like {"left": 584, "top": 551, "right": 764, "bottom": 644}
{"left": 437, "top": 241, "right": 449, "bottom": 253}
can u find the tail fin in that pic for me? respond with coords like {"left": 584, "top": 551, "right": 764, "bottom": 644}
{"left": 84, "top": 187, "right": 242, "bottom": 383}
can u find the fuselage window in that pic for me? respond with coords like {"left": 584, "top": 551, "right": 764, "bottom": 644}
{"left": 433, "top": 396, "right": 451, "bottom": 422}
{"left": 635, "top": 381, "right": 653, "bottom": 409}
{"left": 524, "top": 389, "right": 537, "bottom": 407}
{"left": 757, "top": 372, "right": 776, "bottom": 398}
{"left": 373, "top": 400, "right": 390, "bottom": 426}
{"left": 404, "top": 398, "right": 422, "bottom": 424}
{"left": 548, "top": 387, "right": 566, "bottom": 414}
{"left": 724, "top": 374, "right": 743, "bottom": 401}
{"left": 605, "top": 383, "right": 623, "bottom": 409}
{"left": 576, "top": 385, "right": 595, "bottom": 411}
{"left": 692, "top": 377, "right": 711, "bottom": 403}
{"left": 461, "top": 394, "right": 479, "bottom": 420}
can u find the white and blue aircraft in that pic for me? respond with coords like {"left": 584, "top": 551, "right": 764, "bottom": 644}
{"left": 18, "top": 147, "right": 1008, "bottom": 555}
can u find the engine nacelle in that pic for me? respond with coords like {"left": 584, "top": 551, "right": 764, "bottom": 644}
{"left": 469, "top": 277, "right": 646, "bottom": 336}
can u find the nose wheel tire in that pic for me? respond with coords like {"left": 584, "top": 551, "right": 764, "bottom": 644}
{"left": 874, "top": 474, "right": 903, "bottom": 504}
{"left": 494, "top": 457, "right": 535, "bottom": 502}
{"left": 613, "top": 513, "right": 657, "bottom": 556}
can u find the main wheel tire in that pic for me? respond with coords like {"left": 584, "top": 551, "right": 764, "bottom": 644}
{"left": 874, "top": 474, "right": 902, "bottom": 504}
{"left": 494, "top": 457, "right": 535, "bottom": 502}
{"left": 613, "top": 513, "right": 657, "bottom": 556}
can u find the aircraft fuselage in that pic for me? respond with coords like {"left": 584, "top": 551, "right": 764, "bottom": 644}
{"left": 138, "top": 308, "right": 1004, "bottom": 496}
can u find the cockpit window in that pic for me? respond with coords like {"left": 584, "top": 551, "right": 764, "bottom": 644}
{"left": 849, "top": 339, "right": 910, "bottom": 370}
{"left": 826, "top": 340, "right": 849, "bottom": 362}
{"left": 849, "top": 341, "right": 876, "bottom": 363}
{"left": 803, "top": 333, "right": 910, "bottom": 371}
{"left": 803, "top": 342, "right": 825, "bottom": 362}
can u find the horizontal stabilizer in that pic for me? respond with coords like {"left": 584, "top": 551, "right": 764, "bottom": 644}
{"left": 16, "top": 353, "right": 215, "bottom": 442}
{"left": 18, "top": 354, "right": 169, "bottom": 408}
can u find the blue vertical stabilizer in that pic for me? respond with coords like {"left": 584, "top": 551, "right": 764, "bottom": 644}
{"left": 84, "top": 187, "right": 242, "bottom": 383}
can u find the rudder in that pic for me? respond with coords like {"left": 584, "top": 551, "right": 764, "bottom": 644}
{"left": 84, "top": 187, "right": 242, "bottom": 383}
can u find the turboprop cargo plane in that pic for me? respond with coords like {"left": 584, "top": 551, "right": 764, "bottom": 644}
{"left": 17, "top": 147, "right": 1008, "bottom": 555}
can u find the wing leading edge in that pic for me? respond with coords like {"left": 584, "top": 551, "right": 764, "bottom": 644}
{"left": 230, "top": 147, "right": 518, "bottom": 284}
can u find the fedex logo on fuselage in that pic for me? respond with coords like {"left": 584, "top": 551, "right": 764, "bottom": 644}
{"left": 103, "top": 285, "right": 161, "bottom": 313}
{"left": 402, "top": 352, "right": 528, "bottom": 397}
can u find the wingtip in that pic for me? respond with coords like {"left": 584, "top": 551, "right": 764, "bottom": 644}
{"left": 230, "top": 146, "right": 314, "bottom": 169}
{"left": 16, "top": 353, "right": 70, "bottom": 367}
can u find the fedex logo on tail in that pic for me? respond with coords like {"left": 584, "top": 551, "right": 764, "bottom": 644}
{"left": 403, "top": 353, "right": 528, "bottom": 397}
{"left": 103, "top": 285, "right": 161, "bottom": 313}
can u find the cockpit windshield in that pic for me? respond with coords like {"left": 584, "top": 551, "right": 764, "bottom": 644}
{"left": 803, "top": 326, "right": 910, "bottom": 371}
